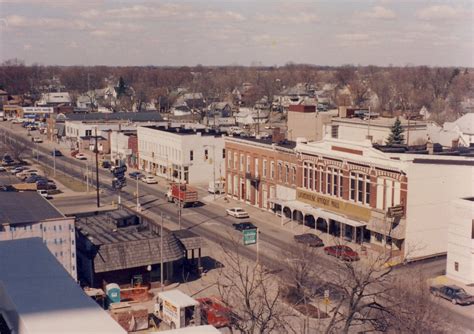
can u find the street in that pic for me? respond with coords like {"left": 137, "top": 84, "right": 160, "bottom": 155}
{"left": 1, "top": 122, "right": 473, "bottom": 332}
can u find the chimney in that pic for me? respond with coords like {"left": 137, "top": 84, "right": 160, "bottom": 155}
{"left": 426, "top": 140, "right": 434, "bottom": 155}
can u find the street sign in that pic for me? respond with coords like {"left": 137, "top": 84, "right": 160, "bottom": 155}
{"left": 243, "top": 229, "right": 257, "bottom": 245}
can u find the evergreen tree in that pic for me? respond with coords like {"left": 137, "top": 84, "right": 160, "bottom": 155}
{"left": 116, "top": 76, "right": 127, "bottom": 97}
{"left": 386, "top": 117, "right": 405, "bottom": 145}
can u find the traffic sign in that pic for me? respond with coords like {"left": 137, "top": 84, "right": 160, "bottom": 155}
{"left": 243, "top": 229, "right": 257, "bottom": 245}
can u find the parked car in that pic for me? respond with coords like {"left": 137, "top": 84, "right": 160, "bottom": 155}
{"left": 430, "top": 285, "right": 474, "bottom": 305}
{"left": 52, "top": 149, "right": 63, "bottom": 157}
{"left": 2, "top": 155, "right": 14, "bottom": 166}
{"left": 37, "top": 189, "right": 53, "bottom": 200}
{"left": 294, "top": 233, "right": 324, "bottom": 247}
{"left": 11, "top": 166, "right": 28, "bottom": 174}
{"left": 75, "top": 153, "right": 87, "bottom": 160}
{"left": 25, "top": 175, "right": 47, "bottom": 183}
{"left": 129, "top": 171, "right": 144, "bottom": 179}
{"left": 31, "top": 137, "right": 43, "bottom": 143}
{"left": 324, "top": 245, "right": 360, "bottom": 261}
{"left": 226, "top": 207, "right": 249, "bottom": 218}
{"left": 141, "top": 175, "right": 158, "bottom": 184}
{"left": 0, "top": 166, "right": 6, "bottom": 172}
{"left": 16, "top": 169, "right": 39, "bottom": 179}
{"left": 101, "top": 160, "right": 112, "bottom": 169}
{"left": 232, "top": 222, "right": 257, "bottom": 231}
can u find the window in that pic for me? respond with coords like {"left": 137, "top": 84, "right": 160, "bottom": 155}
{"left": 285, "top": 165, "right": 289, "bottom": 183}
{"left": 303, "top": 162, "right": 308, "bottom": 188}
{"left": 246, "top": 155, "right": 250, "bottom": 173}
{"left": 331, "top": 125, "right": 339, "bottom": 138}
{"left": 54, "top": 238, "right": 57, "bottom": 244}
{"left": 234, "top": 152, "right": 238, "bottom": 169}
{"left": 54, "top": 226, "right": 57, "bottom": 231}
{"left": 270, "top": 161, "right": 275, "bottom": 179}
{"left": 59, "top": 225, "right": 62, "bottom": 231}
{"left": 255, "top": 158, "right": 259, "bottom": 177}
{"left": 277, "top": 163, "right": 282, "bottom": 181}
{"left": 43, "top": 226, "right": 47, "bottom": 232}
{"left": 72, "top": 252, "right": 75, "bottom": 258}
{"left": 85, "top": 129, "right": 92, "bottom": 136}
{"left": 204, "top": 149, "right": 209, "bottom": 160}
{"left": 222, "top": 149, "right": 226, "bottom": 159}
{"left": 350, "top": 172, "right": 370, "bottom": 205}
{"left": 308, "top": 163, "right": 314, "bottom": 190}
{"left": 292, "top": 166, "right": 297, "bottom": 184}
{"left": 472, "top": 220, "right": 474, "bottom": 239}
{"left": 73, "top": 265, "right": 76, "bottom": 271}
{"left": 227, "top": 151, "right": 232, "bottom": 168}
{"left": 263, "top": 159, "right": 267, "bottom": 177}
{"left": 190, "top": 150, "right": 194, "bottom": 161}
{"left": 60, "top": 251, "right": 63, "bottom": 257}
{"left": 455, "top": 262, "right": 459, "bottom": 272}
{"left": 240, "top": 154, "right": 244, "bottom": 171}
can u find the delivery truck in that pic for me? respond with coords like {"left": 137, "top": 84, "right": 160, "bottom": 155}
{"left": 154, "top": 290, "right": 201, "bottom": 329}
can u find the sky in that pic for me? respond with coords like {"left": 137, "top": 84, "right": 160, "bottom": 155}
{"left": 0, "top": 0, "right": 473, "bottom": 67}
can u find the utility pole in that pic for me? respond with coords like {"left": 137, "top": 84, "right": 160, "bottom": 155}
{"left": 94, "top": 127, "right": 100, "bottom": 208}
{"left": 160, "top": 211, "right": 164, "bottom": 292}
{"left": 86, "top": 160, "right": 89, "bottom": 193}
{"left": 53, "top": 147, "right": 56, "bottom": 177}
{"left": 136, "top": 175, "right": 140, "bottom": 211}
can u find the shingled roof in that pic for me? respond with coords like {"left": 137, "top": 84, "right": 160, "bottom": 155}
{"left": 174, "top": 229, "right": 207, "bottom": 250}
{"left": 76, "top": 215, "right": 185, "bottom": 273}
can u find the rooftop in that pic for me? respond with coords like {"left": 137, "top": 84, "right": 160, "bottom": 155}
{"left": 0, "top": 238, "right": 126, "bottom": 334}
{"left": 332, "top": 116, "right": 428, "bottom": 127}
{"left": 0, "top": 192, "right": 64, "bottom": 225}
{"left": 142, "top": 125, "right": 223, "bottom": 137}
{"left": 76, "top": 211, "right": 185, "bottom": 272}
{"left": 373, "top": 143, "right": 474, "bottom": 157}
{"left": 64, "top": 111, "right": 163, "bottom": 122}
{"left": 227, "top": 134, "right": 297, "bottom": 150}
{"left": 158, "top": 289, "right": 199, "bottom": 308}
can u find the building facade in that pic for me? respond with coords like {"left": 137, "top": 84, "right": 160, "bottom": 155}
{"left": 110, "top": 130, "right": 139, "bottom": 168}
{"left": 447, "top": 198, "right": 474, "bottom": 284}
{"left": 138, "top": 125, "right": 225, "bottom": 184}
{"left": 0, "top": 192, "right": 77, "bottom": 279}
{"left": 225, "top": 136, "right": 300, "bottom": 210}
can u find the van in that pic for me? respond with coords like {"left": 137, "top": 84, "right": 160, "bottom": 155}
{"left": 208, "top": 180, "right": 225, "bottom": 194}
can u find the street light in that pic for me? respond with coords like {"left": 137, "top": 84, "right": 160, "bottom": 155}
{"left": 204, "top": 144, "right": 216, "bottom": 200}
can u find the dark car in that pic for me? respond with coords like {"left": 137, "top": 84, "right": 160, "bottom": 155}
{"left": 25, "top": 175, "right": 47, "bottom": 183}
{"left": 128, "top": 171, "right": 144, "bottom": 179}
{"left": 52, "top": 149, "right": 63, "bottom": 157}
{"left": 324, "top": 245, "right": 360, "bottom": 261}
{"left": 101, "top": 160, "right": 112, "bottom": 169}
{"left": 294, "top": 233, "right": 324, "bottom": 247}
{"left": 232, "top": 222, "right": 258, "bottom": 232}
{"left": 430, "top": 285, "right": 474, "bottom": 305}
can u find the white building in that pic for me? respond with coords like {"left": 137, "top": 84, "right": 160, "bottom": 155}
{"left": 235, "top": 108, "right": 269, "bottom": 126}
{"left": 290, "top": 138, "right": 474, "bottom": 261}
{"left": 65, "top": 120, "right": 136, "bottom": 141}
{"left": 37, "top": 92, "right": 72, "bottom": 106}
{"left": 447, "top": 198, "right": 474, "bottom": 284}
{"left": 324, "top": 116, "right": 430, "bottom": 145}
{"left": 110, "top": 130, "right": 138, "bottom": 167}
{"left": 0, "top": 192, "right": 77, "bottom": 279}
{"left": 137, "top": 125, "right": 225, "bottom": 184}
{"left": 428, "top": 113, "right": 474, "bottom": 147}
{"left": 0, "top": 238, "right": 126, "bottom": 334}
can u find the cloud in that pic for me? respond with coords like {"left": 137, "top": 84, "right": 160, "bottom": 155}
{"left": 337, "top": 33, "right": 371, "bottom": 42}
{"left": 256, "top": 13, "right": 319, "bottom": 24}
{"left": 416, "top": 5, "right": 465, "bottom": 21}
{"left": 5, "top": 15, "right": 92, "bottom": 30}
{"left": 23, "top": 43, "right": 32, "bottom": 50}
{"left": 359, "top": 6, "right": 396, "bottom": 20}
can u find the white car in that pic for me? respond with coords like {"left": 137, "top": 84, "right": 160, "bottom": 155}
{"left": 37, "top": 190, "right": 52, "bottom": 200}
{"left": 75, "top": 153, "right": 87, "bottom": 160}
{"left": 32, "top": 137, "right": 43, "bottom": 143}
{"left": 226, "top": 207, "right": 250, "bottom": 218}
{"left": 0, "top": 166, "right": 6, "bottom": 172}
{"left": 141, "top": 175, "right": 158, "bottom": 184}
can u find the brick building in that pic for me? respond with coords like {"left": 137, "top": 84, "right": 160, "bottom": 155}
{"left": 225, "top": 130, "right": 301, "bottom": 210}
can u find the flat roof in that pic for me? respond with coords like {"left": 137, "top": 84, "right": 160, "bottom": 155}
{"left": 158, "top": 289, "right": 199, "bottom": 308}
{"left": 0, "top": 192, "right": 64, "bottom": 225}
{"left": 227, "top": 135, "right": 297, "bottom": 149}
{"left": 0, "top": 238, "right": 126, "bottom": 334}
{"left": 332, "top": 116, "right": 428, "bottom": 127}
{"left": 143, "top": 125, "right": 223, "bottom": 137}
{"left": 156, "top": 325, "right": 220, "bottom": 334}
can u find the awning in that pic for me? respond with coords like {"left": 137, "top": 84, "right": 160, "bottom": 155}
{"left": 269, "top": 198, "right": 366, "bottom": 227}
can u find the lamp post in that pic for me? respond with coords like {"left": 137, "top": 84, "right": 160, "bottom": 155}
{"left": 204, "top": 144, "right": 216, "bottom": 200}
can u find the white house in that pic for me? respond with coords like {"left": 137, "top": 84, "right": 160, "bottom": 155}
{"left": 37, "top": 92, "right": 72, "bottom": 106}
{"left": 447, "top": 198, "right": 474, "bottom": 284}
{"left": 137, "top": 125, "right": 225, "bottom": 185}
{"left": 428, "top": 113, "right": 474, "bottom": 147}
{"left": 235, "top": 108, "right": 269, "bottom": 126}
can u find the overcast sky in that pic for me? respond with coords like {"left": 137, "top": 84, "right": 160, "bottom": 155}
{"left": 0, "top": 0, "right": 473, "bottom": 67}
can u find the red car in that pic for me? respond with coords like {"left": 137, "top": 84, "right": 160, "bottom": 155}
{"left": 324, "top": 245, "right": 360, "bottom": 261}
{"left": 197, "top": 297, "right": 232, "bottom": 328}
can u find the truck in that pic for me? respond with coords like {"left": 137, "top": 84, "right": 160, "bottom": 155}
{"left": 196, "top": 297, "right": 232, "bottom": 329}
{"left": 154, "top": 290, "right": 201, "bottom": 329}
{"left": 166, "top": 183, "right": 198, "bottom": 207}
{"left": 207, "top": 180, "right": 225, "bottom": 194}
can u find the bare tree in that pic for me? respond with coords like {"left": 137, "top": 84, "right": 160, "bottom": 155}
{"left": 215, "top": 240, "right": 292, "bottom": 334}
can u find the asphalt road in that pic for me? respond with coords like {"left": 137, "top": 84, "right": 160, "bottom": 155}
{"left": 1, "top": 123, "right": 473, "bottom": 332}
